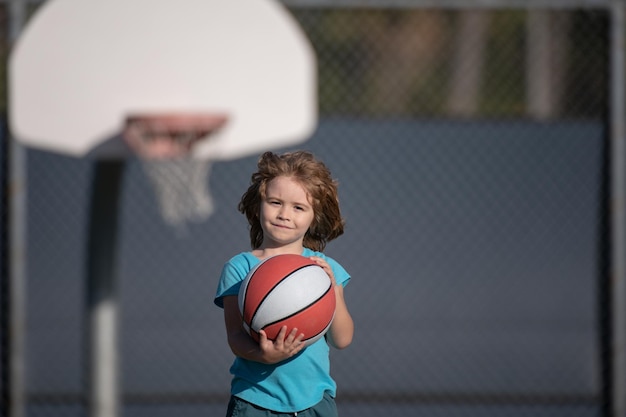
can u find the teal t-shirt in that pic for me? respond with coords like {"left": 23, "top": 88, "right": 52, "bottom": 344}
{"left": 214, "top": 248, "right": 350, "bottom": 413}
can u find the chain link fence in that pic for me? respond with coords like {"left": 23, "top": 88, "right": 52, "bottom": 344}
{"left": 0, "top": 1, "right": 617, "bottom": 417}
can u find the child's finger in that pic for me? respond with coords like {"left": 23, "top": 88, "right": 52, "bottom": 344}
{"left": 274, "top": 326, "right": 288, "bottom": 344}
{"left": 284, "top": 328, "right": 299, "bottom": 343}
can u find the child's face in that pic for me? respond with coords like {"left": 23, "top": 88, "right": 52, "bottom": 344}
{"left": 259, "top": 176, "right": 315, "bottom": 249}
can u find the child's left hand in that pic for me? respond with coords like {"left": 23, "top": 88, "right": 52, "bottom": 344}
{"left": 309, "top": 256, "right": 337, "bottom": 286}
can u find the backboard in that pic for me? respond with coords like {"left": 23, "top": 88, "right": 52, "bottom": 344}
{"left": 9, "top": 0, "right": 317, "bottom": 160}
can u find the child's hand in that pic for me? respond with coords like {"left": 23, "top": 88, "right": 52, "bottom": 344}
{"left": 258, "top": 326, "right": 305, "bottom": 364}
{"left": 309, "top": 256, "right": 337, "bottom": 286}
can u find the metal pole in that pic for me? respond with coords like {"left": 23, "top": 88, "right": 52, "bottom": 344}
{"left": 85, "top": 160, "right": 125, "bottom": 417}
{"left": 610, "top": 1, "right": 626, "bottom": 416}
{"left": 8, "top": 0, "right": 28, "bottom": 416}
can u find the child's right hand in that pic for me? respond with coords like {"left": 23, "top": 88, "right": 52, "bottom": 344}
{"left": 258, "top": 326, "right": 305, "bottom": 364}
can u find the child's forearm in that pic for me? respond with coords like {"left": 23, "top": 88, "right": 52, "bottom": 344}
{"left": 224, "top": 296, "right": 272, "bottom": 363}
{"left": 229, "top": 327, "right": 305, "bottom": 364}
{"left": 227, "top": 329, "right": 266, "bottom": 362}
{"left": 224, "top": 296, "right": 304, "bottom": 364}
{"left": 326, "top": 285, "right": 354, "bottom": 349}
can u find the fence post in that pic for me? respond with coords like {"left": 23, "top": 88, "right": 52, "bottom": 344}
{"left": 610, "top": 1, "right": 626, "bottom": 417}
{"left": 8, "top": 1, "right": 28, "bottom": 417}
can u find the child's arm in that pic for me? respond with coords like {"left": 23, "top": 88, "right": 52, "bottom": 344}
{"left": 326, "top": 283, "right": 354, "bottom": 349}
{"left": 222, "top": 295, "right": 305, "bottom": 364}
{"left": 309, "top": 256, "right": 354, "bottom": 349}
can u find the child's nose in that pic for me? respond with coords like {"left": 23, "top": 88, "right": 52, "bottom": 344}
{"left": 277, "top": 208, "right": 289, "bottom": 219}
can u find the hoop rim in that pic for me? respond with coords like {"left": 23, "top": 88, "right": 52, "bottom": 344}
{"left": 122, "top": 112, "right": 229, "bottom": 159}
{"left": 124, "top": 113, "right": 229, "bottom": 132}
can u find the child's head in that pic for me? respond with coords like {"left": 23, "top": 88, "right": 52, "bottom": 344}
{"left": 239, "top": 150, "right": 345, "bottom": 251}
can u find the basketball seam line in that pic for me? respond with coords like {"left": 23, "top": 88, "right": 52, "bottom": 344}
{"left": 248, "top": 264, "right": 318, "bottom": 328}
{"left": 259, "top": 283, "right": 333, "bottom": 338}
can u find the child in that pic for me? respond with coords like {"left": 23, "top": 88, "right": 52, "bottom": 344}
{"left": 214, "top": 150, "right": 354, "bottom": 416}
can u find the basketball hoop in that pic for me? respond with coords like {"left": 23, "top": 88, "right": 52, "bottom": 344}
{"left": 122, "top": 113, "right": 228, "bottom": 229}
{"left": 123, "top": 114, "right": 227, "bottom": 159}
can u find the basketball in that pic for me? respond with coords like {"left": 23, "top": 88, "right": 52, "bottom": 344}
{"left": 238, "top": 254, "right": 336, "bottom": 346}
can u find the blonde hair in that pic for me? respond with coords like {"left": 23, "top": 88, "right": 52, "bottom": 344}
{"left": 238, "top": 151, "right": 345, "bottom": 251}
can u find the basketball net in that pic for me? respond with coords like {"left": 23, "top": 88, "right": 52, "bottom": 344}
{"left": 122, "top": 113, "right": 227, "bottom": 231}
{"left": 140, "top": 158, "right": 214, "bottom": 228}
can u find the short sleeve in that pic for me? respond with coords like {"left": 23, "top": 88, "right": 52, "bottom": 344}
{"left": 214, "top": 253, "right": 259, "bottom": 308}
{"left": 327, "top": 256, "right": 350, "bottom": 287}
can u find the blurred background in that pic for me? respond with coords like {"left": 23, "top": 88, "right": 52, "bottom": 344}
{"left": 0, "top": 1, "right": 622, "bottom": 417}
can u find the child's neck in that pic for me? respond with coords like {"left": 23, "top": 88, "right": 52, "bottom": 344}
{"left": 252, "top": 244, "right": 304, "bottom": 260}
